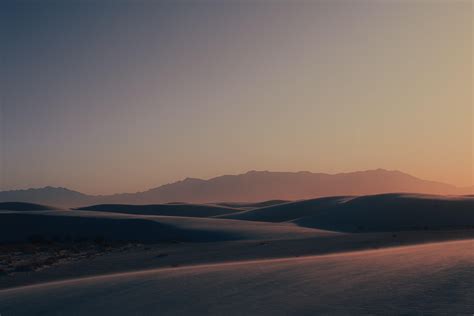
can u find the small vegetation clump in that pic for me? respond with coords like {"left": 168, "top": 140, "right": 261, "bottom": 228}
{"left": 0, "top": 238, "right": 139, "bottom": 276}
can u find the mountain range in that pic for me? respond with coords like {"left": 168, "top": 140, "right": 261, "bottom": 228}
{"left": 0, "top": 169, "right": 471, "bottom": 207}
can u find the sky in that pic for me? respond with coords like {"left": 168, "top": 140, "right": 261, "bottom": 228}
{"left": 1, "top": 0, "right": 472, "bottom": 195}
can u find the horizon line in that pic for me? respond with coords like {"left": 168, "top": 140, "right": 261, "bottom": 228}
{"left": 1, "top": 168, "right": 470, "bottom": 196}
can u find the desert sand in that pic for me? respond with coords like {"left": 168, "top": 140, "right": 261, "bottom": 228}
{"left": 0, "top": 209, "right": 329, "bottom": 244}
{"left": 1, "top": 240, "right": 473, "bottom": 315}
{"left": 223, "top": 194, "right": 474, "bottom": 231}
{"left": 0, "top": 195, "right": 473, "bottom": 315}
{"left": 76, "top": 203, "right": 241, "bottom": 217}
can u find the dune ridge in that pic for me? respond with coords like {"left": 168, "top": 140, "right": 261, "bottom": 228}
{"left": 75, "top": 203, "right": 240, "bottom": 217}
{"left": 0, "top": 210, "right": 328, "bottom": 244}
{"left": 1, "top": 239, "right": 472, "bottom": 315}
{"left": 214, "top": 200, "right": 290, "bottom": 209}
{"left": 295, "top": 193, "right": 474, "bottom": 232}
{"left": 222, "top": 193, "right": 474, "bottom": 232}
{"left": 0, "top": 202, "right": 61, "bottom": 211}
{"left": 220, "top": 196, "right": 352, "bottom": 222}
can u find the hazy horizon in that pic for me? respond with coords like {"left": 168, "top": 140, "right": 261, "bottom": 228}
{"left": 0, "top": 168, "right": 470, "bottom": 197}
{"left": 2, "top": 0, "right": 472, "bottom": 194}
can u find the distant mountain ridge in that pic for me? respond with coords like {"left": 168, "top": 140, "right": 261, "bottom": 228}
{"left": 0, "top": 169, "right": 471, "bottom": 207}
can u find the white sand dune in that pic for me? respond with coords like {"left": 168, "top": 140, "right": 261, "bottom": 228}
{"left": 222, "top": 194, "right": 474, "bottom": 232}
{"left": 1, "top": 195, "right": 472, "bottom": 314}
{"left": 213, "top": 200, "right": 290, "bottom": 210}
{"left": 76, "top": 203, "right": 241, "bottom": 217}
{"left": 220, "top": 196, "right": 350, "bottom": 221}
{"left": 3, "top": 229, "right": 472, "bottom": 291}
{"left": 1, "top": 239, "right": 472, "bottom": 315}
{"left": 0, "top": 210, "right": 331, "bottom": 243}
{"left": 0, "top": 202, "right": 61, "bottom": 211}
{"left": 295, "top": 194, "right": 474, "bottom": 232}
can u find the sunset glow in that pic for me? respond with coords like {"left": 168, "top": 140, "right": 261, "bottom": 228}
{"left": 2, "top": 1, "right": 472, "bottom": 194}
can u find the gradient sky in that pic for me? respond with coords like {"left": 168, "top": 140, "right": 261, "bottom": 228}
{"left": 1, "top": 0, "right": 472, "bottom": 194}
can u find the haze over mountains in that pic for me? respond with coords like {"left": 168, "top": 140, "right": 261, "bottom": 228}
{"left": 1, "top": 169, "right": 471, "bottom": 207}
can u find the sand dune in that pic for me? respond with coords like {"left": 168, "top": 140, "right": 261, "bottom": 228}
{"left": 221, "top": 194, "right": 474, "bottom": 232}
{"left": 295, "top": 194, "right": 474, "bottom": 232}
{"left": 220, "top": 196, "right": 351, "bottom": 221}
{"left": 0, "top": 210, "right": 329, "bottom": 244}
{"left": 1, "top": 194, "right": 472, "bottom": 315}
{"left": 0, "top": 202, "right": 61, "bottom": 211}
{"left": 76, "top": 203, "right": 240, "bottom": 217}
{"left": 3, "top": 229, "right": 472, "bottom": 291}
{"left": 214, "top": 200, "right": 290, "bottom": 210}
{"left": 1, "top": 239, "right": 472, "bottom": 315}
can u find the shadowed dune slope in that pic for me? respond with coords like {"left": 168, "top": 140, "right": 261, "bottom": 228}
{"left": 219, "top": 196, "right": 352, "bottom": 222}
{"left": 1, "top": 240, "right": 472, "bottom": 315}
{"left": 0, "top": 210, "right": 330, "bottom": 244}
{"left": 75, "top": 203, "right": 240, "bottom": 217}
{"left": 220, "top": 194, "right": 474, "bottom": 233}
{"left": 214, "top": 200, "right": 290, "bottom": 210}
{"left": 295, "top": 194, "right": 474, "bottom": 232}
{"left": 0, "top": 202, "right": 61, "bottom": 211}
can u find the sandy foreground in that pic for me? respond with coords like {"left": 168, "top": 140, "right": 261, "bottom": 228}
{"left": 1, "top": 197, "right": 473, "bottom": 315}
{"left": 0, "top": 239, "right": 473, "bottom": 315}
